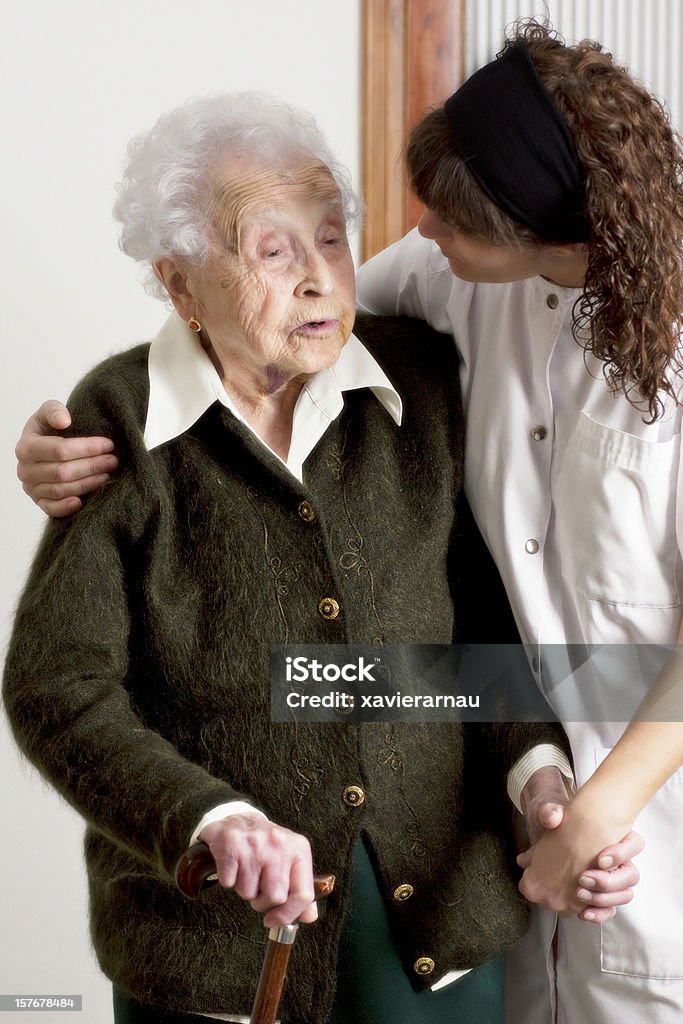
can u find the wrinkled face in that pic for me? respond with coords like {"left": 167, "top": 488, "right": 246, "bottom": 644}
{"left": 418, "top": 207, "right": 543, "bottom": 283}
{"left": 188, "top": 154, "right": 356, "bottom": 385}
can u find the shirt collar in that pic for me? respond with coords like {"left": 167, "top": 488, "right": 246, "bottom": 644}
{"left": 143, "top": 312, "right": 402, "bottom": 451}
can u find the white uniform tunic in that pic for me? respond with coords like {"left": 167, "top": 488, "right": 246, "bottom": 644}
{"left": 357, "top": 228, "right": 683, "bottom": 1023}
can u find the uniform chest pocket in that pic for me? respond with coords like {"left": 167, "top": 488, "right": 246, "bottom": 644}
{"left": 553, "top": 413, "right": 680, "bottom": 608}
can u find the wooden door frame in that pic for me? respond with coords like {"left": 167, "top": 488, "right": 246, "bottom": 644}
{"left": 361, "top": 0, "right": 466, "bottom": 261}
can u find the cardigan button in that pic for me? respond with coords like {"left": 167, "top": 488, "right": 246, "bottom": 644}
{"left": 546, "top": 293, "right": 559, "bottom": 309}
{"left": 298, "top": 500, "right": 317, "bottom": 523}
{"left": 319, "top": 597, "right": 341, "bottom": 620}
{"left": 342, "top": 785, "right": 365, "bottom": 806}
{"left": 530, "top": 425, "right": 547, "bottom": 441}
{"left": 413, "top": 956, "right": 435, "bottom": 976}
{"left": 392, "top": 883, "right": 414, "bottom": 902}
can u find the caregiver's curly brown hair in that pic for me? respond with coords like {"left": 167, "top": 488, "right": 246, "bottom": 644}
{"left": 407, "top": 19, "right": 683, "bottom": 421}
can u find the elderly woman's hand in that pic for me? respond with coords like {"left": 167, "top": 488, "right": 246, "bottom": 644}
{"left": 519, "top": 766, "right": 643, "bottom": 922}
{"left": 199, "top": 813, "right": 318, "bottom": 927}
{"left": 517, "top": 782, "right": 643, "bottom": 921}
{"left": 16, "top": 400, "right": 118, "bottom": 516}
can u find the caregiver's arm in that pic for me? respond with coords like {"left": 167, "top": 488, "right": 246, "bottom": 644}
{"left": 518, "top": 765, "right": 644, "bottom": 921}
{"left": 473, "top": 723, "right": 641, "bottom": 919}
{"left": 518, "top": 641, "right": 683, "bottom": 914}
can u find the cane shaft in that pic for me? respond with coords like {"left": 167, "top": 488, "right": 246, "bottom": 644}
{"left": 250, "top": 939, "right": 295, "bottom": 1024}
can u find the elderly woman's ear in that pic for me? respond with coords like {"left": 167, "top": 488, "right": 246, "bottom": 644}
{"left": 153, "top": 258, "right": 196, "bottom": 322}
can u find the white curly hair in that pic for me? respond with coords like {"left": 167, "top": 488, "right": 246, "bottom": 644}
{"left": 113, "top": 92, "right": 362, "bottom": 301}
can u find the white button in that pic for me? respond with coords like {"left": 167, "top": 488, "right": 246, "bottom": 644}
{"left": 525, "top": 539, "right": 540, "bottom": 554}
{"left": 530, "top": 425, "right": 547, "bottom": 441}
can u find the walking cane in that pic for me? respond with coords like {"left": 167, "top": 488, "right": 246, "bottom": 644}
{"left": 176, "top": 841, "right": 335, "bottom": 1024}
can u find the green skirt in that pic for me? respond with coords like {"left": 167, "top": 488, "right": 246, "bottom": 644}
{"left": 329, "top": 839, "right": 505, "bottom": 1024}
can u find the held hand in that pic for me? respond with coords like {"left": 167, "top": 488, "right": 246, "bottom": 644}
{"left": 575, "top": 831, "right": 644, "bottom": 922}
{"left": 15, "top": 400, "right": 118, "bottom": 517}
{"left": 517, "top": 798, "right": 640, "bottom": 920}
{"left": 199, "top": 814, "right": 318, "bottom": 928}
{"left": 520, "top": 765, "right": 571, "bottom": 845}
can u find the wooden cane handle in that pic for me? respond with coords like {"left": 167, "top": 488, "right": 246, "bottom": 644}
{"left": 175, "top": 840, "right": 335, "bottom": 902}
{"left": 175, "top": 841, "right": 220, "bottom": 900}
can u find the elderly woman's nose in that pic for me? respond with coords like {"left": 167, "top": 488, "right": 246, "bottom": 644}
{"left": 294, "top": 251, "right": 334, "bottom": 296}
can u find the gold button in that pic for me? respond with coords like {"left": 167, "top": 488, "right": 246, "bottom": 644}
{"left": 298, "top": 500, "right": 316, "bottom": 523}
{"left": 530, "top": 425, "right": 547, "bottom": 441}
{"left": 319, "top": 597, "right": 340, "bottom": 620}
{"left": 342, "top": 785, "right": 365, "bottom": 806}
{"left": 336, "top": 694, "right": 356, "bottom": 716}
{"left": 413, "top": 956, "right": 435, "bottom": 976}
{"left": 546, "top": 293, "right": 559, "bottom": 309}
{"left": 393, "top": 883, "right": 414, "bottom": 902}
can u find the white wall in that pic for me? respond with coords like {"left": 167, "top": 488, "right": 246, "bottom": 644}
{"left": 0, "top": 2, "right": 360, "bottom": 1020}
{"left": 467, "top": 1, "right": 682, "bottom": 130}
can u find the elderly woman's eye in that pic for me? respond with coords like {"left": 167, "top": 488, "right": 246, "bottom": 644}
{"left": 267, "top": 249, "right": 284, "bottom": 258}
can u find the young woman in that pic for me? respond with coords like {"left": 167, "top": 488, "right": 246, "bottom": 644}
{"left": 356, "top": 19, "right": 683, "bottom": 1024}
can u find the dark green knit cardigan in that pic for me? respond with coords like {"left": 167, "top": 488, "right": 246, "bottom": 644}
{"left": 3, "top": 315, "right": 565, "bottom": 1022}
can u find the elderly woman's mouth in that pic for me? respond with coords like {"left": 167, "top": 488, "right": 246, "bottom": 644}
{"left": 293, "top": 319, "right": 339, "bottom": 335}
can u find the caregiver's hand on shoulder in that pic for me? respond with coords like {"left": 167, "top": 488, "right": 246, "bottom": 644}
{"left": 16, "top": 400, "right": 118, "bottom": 516}
{"left": 199, "top": 813, "right": 318, "bottom": 928}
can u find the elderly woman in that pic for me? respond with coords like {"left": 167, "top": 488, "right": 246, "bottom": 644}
{"left": 4, "top": 92, "right": 629, "bottom": 1024}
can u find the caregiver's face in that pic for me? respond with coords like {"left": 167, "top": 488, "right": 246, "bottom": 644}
{"left": 191, "top": 154, "right": 356, "bottom": 381}
{"left": 418, "top": 207, "right": 543, "bottom": 283}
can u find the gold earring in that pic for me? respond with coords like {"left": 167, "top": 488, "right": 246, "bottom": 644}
{"left": 188, "top": 316, "right": 202, "bottom": 333}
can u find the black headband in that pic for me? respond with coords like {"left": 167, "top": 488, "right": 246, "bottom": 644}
{"left": 444, "top": 42, "right": 590, "bottom": 242}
